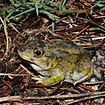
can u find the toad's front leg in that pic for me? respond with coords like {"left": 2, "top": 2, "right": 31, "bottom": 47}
{"left": 32, "top": 68, "right": 65, "bottom": 86}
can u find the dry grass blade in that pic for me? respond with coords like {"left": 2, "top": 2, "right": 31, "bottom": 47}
{"left": 3, "top": 19, "right": 9, "bottom": 56}
{"left": 0, "top": 91, "right": 105, "bottom": 103}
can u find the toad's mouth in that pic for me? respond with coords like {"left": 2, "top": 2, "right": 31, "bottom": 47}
{"left": 30, "top": 63, "right": 52, "bottom": 71}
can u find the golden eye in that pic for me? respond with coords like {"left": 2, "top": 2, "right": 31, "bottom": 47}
{"left": 34, "top": 49, "right": 44, "bottom": 57}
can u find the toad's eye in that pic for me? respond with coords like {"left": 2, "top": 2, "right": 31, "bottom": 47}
{"left": 34, "top": 49, "right": 44, "bottom": 57}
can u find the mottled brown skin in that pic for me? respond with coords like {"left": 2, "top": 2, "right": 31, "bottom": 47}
{"left": 18, "top": 36, "right": 94, "bottom": 86}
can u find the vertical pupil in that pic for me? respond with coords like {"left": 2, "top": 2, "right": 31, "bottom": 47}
{"left": 36, "top": 50, "right": 41, "bottom": 55}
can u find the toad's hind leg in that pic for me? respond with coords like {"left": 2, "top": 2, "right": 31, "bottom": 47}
{"left": 72, "top": 58, "right": 94, "bottom": 85}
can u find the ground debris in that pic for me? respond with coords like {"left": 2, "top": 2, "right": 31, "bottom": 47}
{"left": 0, "top": 0, "right": 105, "bottom": 104}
